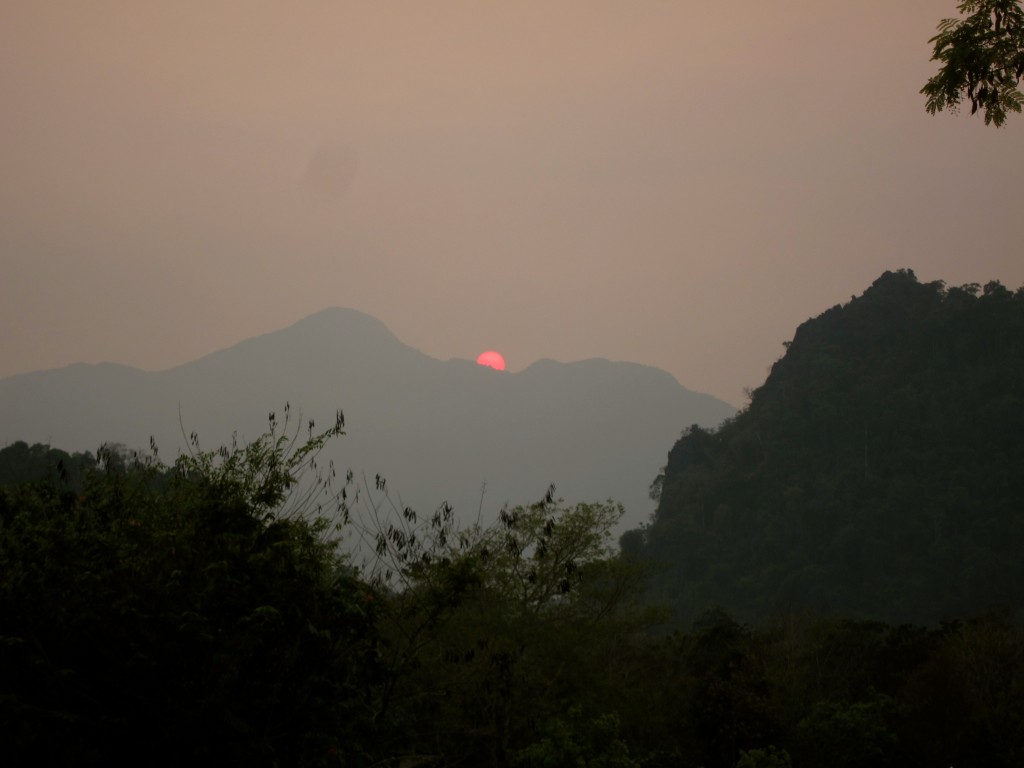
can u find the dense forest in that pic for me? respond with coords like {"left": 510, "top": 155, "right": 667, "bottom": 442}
{"left": 3, "top": 270, "right": 1024, "bottom": 766}
{"left": 624, "top": 269, "right": 1024, "bottom": 626}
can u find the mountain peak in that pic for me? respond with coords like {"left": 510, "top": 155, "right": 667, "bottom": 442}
{"left": 290, "top": 306, "right": 395, "bottom": 332}
{"left": 273, "top": 307, "right": 406, "bottom": 347}
{"left": 0, "top": 308, "right": 735, "bottom": 533}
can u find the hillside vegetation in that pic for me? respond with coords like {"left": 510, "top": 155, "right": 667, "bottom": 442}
{"left": 4, "top": 271, "right": 1024, "bottom": 766}
{"left": 624, "top": 269, "right": 1024, "bottom": 625}
{"left": 4, "top": 423, "right": 1023, "bottom": 767}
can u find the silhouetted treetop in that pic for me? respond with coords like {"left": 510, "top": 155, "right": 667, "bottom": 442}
{"left": 923, "top": 0, "right": 1024, "bottom": 126}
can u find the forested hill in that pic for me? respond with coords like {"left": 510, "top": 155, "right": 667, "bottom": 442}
{"left": 623, "top": 269, "right": 1024, "bottom": 626}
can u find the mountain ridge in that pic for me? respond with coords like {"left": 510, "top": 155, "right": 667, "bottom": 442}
{"left": 0, "top": 307, "right": 735, "bottom": 532}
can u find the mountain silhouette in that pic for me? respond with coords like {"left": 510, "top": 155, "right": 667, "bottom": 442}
{"left": 625, "top": 271, "right": 1024, "bottom": 624}
{"left": 0, "top": 308, "right": 735, "bottom": 532}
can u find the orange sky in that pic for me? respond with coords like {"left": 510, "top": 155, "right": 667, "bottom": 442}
{"left": 2, "top": 1, "right": 1022, "bottom": 406}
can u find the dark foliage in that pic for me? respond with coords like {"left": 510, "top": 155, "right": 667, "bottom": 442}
{"left": 0, "top": 422, "right": 380, "bottom": 766}
{"left": 922, "top": 0, "right": 1024, "bottom": 126}
{"left": 0, "top": 440, "right": 97, "bottom": 489}
{"left": 604, "top": 609, "right": 1024, "bottom": 768}
{"left": 628, "top": 270, "right": 1024, "bottom": 626}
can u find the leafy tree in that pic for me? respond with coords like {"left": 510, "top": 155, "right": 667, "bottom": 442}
{"left": 512, "top": 706, "right": 638, "bottom": 768}
{"left": 351, "top": 484, "right": 656, "bottom": 767}
{"left": 794, "top": 694, "right": 900, "bottom": 768}
{"left": 0, "top": 410, "right": 381, "bottom": 766}
{"left": 923, "top": 0, "right": 1024, "bottom": 126}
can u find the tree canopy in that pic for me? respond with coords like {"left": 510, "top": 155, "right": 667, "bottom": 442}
{"left": 0, "top": 414, "right": 382, "bottom": 765}
{"left": 923, "top": 0, "right": 1024, "bottom": 126}
{"left": 0, "top": 417, "right": 655, "bottom": 766}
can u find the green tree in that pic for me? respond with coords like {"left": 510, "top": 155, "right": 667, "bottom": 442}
{"left": 0, "top": 411, "right": 381, "bottom": 766}
{"left": 353, "top": 487, "right": 656, "bottom": 767}
{"left": 922, "top": 0, "right": 1024, "bottom": 126}
{"left": 513, "top": 707, "right": 638, "bottom": 768}
{"left": 794, "top": 694, "right": 900, "bottom": 768}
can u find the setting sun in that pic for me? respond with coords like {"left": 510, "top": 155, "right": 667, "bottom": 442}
{"left": 476, "top": 350, "right": 506, "bottom": 371}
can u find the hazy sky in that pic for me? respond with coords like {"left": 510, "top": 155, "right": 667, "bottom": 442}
{"left": 3, "top": 1, "right": 1022, "bottom": 406}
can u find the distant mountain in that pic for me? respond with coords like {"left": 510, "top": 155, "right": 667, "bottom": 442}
{"left": 0, "top": 307, "right": 735, "bottom": 533}
{"left": 624, "top": 270, "right": 1024, "bottom": 625}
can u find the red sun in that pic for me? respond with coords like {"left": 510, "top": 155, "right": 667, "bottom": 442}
{"left": 476, "top": 350, "right": 506, "bottom": 371}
